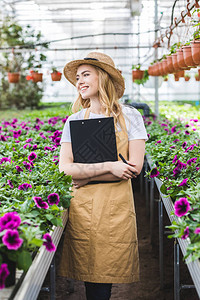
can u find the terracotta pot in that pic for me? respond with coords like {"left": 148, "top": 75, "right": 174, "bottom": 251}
{"left": 51, "top": 72, "right": 62, "bottom": 81}
{"left": 171, "top": 53, "right": 180, "bottom": 71}
{"left": 166, "top": 56, "right": 175, "bottom": 73}
{"left": 32, "top": 72, "right": 43, "bottom": 82}
{"left": 174, "top": 75, "right": 179, "bottom": 81}
{"left": 182, "top": 45, "right": 198, "bottom": 68}
{"left": 176, "top": 70, "right": 185, "bottom": 77}
{"left": 195, "top": 76, "right": 200, "bottom": 81}
{"left": 8, "top": 72, "right": 20, "bottom": 83}
{"left": 164, "top": 78, "right": 168, "bottom": 81}
{"left": 148, "top": 65, "right": 153, "bottom": 76}
{"left": 191, "top": 40, "right": 200, "bottom": 65}
{"left": 132, "top": 70, "right": 144, "bottom": 81}
{"left": 184, "top": 77, "right": 190, "bottom": 81}
{"left": 162, "top": 59, "right": 170, "bottom": 75}
{"left": 153, "top": 62, "right": 160, "bottom": 76}
{"left": 177, "top": 49, "right": 190, "bottom": 69}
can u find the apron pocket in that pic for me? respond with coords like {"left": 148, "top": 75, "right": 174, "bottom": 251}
{"left": 110, "top": 199, "right": 137, "bottom": 244}
{"left": 68, "top": 195, "right": 93, "bottom": 240}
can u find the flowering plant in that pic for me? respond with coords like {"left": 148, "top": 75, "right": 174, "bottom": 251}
{"left": 144, "top": 111, "right": 200, "bottom": 262}
{"left": 0, "top": 112, "right": 72, "bottom": 289}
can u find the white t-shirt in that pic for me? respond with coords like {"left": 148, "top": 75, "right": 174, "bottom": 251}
{"left": 60, "top": 104, "right": 148, "bottom": 144}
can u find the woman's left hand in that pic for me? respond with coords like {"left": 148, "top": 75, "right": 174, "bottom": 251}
{"left": 72, "top": 178, "right": 89, "bottom": 189}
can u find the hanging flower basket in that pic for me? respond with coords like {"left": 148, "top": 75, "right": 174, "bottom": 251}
{"left": 177, "top": 49, "right": 190, "bottom": 70}
{"left": 8, "top": 72, "right": 20, "bottom": 83}
{"left": 132, "top": 70, "right": 144, "bottom": 81}
{"left": 184, "top": 76, "right": 190, "bottom": 81}
{"left": 51, "top": 72, "right": 62, "bottom": 81}
{"left": 32, "top": 72, "right": 43, "bottom": 82}
{"left": 182, "top": 45, "right": 197, "bottom": 68}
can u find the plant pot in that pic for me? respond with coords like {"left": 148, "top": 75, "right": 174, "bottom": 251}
{"left": 8, "top": 72, "right": 20, "bottom": 83}
{"left": 176, "top": 70, "right": 185, "bottom": 77}
{"left": 177, "top": 49, "right": 190, "bottom": 69}
{"left": 51, "top": 72, "right": 62, "bottom": 81}
{"left": 174, "top": 76, "right": 179, "bottom": 81}
{"left": 184, "top": 77, "right": 190, "bottom": 81}
{"left": 195, "top": 76, "right": 200, "bottom": 81}
{"left": 171, "top": 53, "right": 180, "bottom": 71}
{"left": 32, "top": 72, "right": 43, "bottom": 82}
{"left": 162, "top": 59, "right": 170, "bottom": 75}
{"left": 158, "top": 62, "right": 164, "bottom": 76}
{"left": 132, "top": 70, "right": 144, "bottom": 81}
{"left": 166, "top": 56, "right": 175, "bottom": 73}
{"left": 191, "top": 40, "right": 200, "bottom": 65}
{"left": 182, "top": 45, "right": 198, "bottom": 68}
{"left": 0, "top": 252, "right": 16, "bottom": 287}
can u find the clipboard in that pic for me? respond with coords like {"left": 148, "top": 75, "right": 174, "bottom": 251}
{"left": 70, "top": 117, "right": 118, "bottom": 164}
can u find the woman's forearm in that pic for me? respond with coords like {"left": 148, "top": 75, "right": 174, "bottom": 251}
{"left": 59, "top": 162, "right": 112, "bottom": 179}
{"left": 88, "top": 173, "right": 120, "bottom": 182}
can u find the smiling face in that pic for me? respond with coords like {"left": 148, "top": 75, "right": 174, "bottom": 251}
{"left": 76, "top": 64, "right": 99, "bottom": 101}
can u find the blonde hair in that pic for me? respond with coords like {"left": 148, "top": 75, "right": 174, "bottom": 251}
{"left": 71, "top": 65, "right": 126, "bottom": 133}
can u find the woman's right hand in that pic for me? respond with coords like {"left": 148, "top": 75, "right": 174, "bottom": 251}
{"left": 109, "top": 161, "right": 137, "bottom": 180}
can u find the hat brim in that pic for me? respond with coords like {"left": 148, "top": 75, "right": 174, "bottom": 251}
{"left": 63, "top": 59, "right": 125, "bottom": 99}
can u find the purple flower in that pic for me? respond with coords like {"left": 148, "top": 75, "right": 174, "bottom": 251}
{"left": 174, "top": 197, "right": 191, "bottom": 217}
{"left": 185, "top": 130, "right": 190, "bottom": 135}
{"left": 2, "top": 229, "right": 23, "bottom": 250}
{"left": 176, "top": 160, "right": 187, "bottom": 170}
{"left": 34, "top": 125, "right": 40, "bottom": 131}
{"left": 0, "top": 157, "right": 11, "bottom": 165}
{"left": 18, "top": 183, "right": 32, "bottom": 191}
{"left": 187, "top": 157, "right": 197, "bottom": 166}
{"left": 173, "top": 139, "right": 180, "bottom": 143}
{"left": 0, "top": 264, "right": 10, "bottom": 290}
{"left": 54, "top": 137, "right": 61, "bottom": 146}
{"left": 7, "top": 180, "right": 13, "bottom": 188}
{"left": 185, "top": 145, "right": 195, "bottom": 152}
{"left": 13, "top": 130, "right": 21, "bottom": 139}
{"left": 0, "top": 135, "right": 7, "bottom": 142}
{"left": 150, "top": 168, "right": 159, "bottom": 178}
{"left": 28, "top": 152, "right": 37, "bottom": 162}
{"left": 178, "top": 178, "right": 188, "bottom": 187}
{"left": 32, "top": 144, "right": 37, "bottom": 150}
{"left": 181, "top": 226, "right": 189, "bottom": 240}
{"left": 26, "top": 138, "right": 32, "bottom": 143}
{"left": 16, "top": 165, "right": 23, "bottom": 173}
{"left": 171, "top": 126, "right": 177, "bottom": 133}
{"left": 182, "top": 142, "right": 187, "bottom": 149}
{"left": 44, "top": 146, "right": 52, "bottom": 151}
{"left": 147, "top": 133, "right": 150, "bottom": 139}
{"left": 33, "top": 197, "right": 49, "bottom": 209}
{"left": 23, "top": 161, "right": 32, "bottom": 171}
{"left": 0, "top": 212, "right": 21, "bottom": 232}
{"left": 185, "top": 124, "right": 190, "bottom": 128}
{"left": 172, "top": 155, "right": 178, "bottom": 163}
{"left": 23, "top": 143, "right": 32, "bottom": 149}
{"left": 164, "top": 128, "right": 169, "bottom": 133}
{"left": 47, "top": 193, "right": 60, "bottom": 205}
{"left": 194, "top": 228, "right": 200, "bottom": 234}
{"left": 43, "top": 233, "right": 56, "bottom": 252}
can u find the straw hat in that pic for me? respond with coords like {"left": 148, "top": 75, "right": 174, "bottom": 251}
{"left": 63, "top": 52, "right": 125, "bottom": 99}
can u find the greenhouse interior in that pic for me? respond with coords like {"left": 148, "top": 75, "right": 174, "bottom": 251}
{"left": 0, "top": 0, "right": 200, "bottom": 299}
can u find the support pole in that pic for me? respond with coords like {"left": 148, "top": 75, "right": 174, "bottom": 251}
{"left": 158, "top": 197, "right": 164, "bottom": 289}
{"left": 50, "top": 256, "right": 56, "bottom": 300}
{"left": 144, "top": 159, "right": 149, "bottom": 216}
{"left": 174, "top": 240, "right": 180, "bottom": 300}
{"left": 154, "top": 0, "right": 159, "bottom": 116}
{"left": 150, "top": 178, "right": 155, "bottom": 244}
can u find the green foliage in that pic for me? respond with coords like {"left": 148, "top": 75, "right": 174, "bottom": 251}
{"left": 134, "top": 70, "right": 149, "bottom": 85}
{"left": 0, "top": 17, "right": 48, "bottom": 109}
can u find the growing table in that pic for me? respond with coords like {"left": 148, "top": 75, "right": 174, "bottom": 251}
{"left": 145, "top": 155, "right": 200, "bottom": 300}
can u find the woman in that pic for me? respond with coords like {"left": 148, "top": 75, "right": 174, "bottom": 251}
{"left": 59, "top": 52, "right": 148, "bottom": 300}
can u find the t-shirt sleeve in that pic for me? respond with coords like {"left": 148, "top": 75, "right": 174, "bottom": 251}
{"left": 123, "top": 106, "right": 148, "bottom": 141}
{"left": 60, "top": 117, "right": 71, "bottom": 143}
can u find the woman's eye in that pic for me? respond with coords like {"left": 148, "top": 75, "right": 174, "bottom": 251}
{"left": 84, "top": 73, "right": 89, "bottom": 77}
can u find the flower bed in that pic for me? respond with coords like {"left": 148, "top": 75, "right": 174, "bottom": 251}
{"left": 144, "top": 114, "right": 200, "bottom": 262}
{"left": 0, "top": 114, "right": 72, "bottom": 289}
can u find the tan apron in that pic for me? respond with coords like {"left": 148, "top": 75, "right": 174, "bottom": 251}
{"left": 59, "top": 108, "right": 139, "bottom": 283}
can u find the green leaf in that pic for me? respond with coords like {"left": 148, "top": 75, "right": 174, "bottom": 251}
{"left": 160, "top": 184, "right": 167, "bottom": 195}
{"left": 17, "top": 251, "right": 32, "bottom": 271}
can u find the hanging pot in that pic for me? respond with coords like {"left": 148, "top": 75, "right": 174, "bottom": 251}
{"left": 132, "top": 70, "right": 144, "bottom": 81}
{"left": 195, "top": 75, "right": 200, "bottom": 81}
{"left": 184, "top": 76, "right": 190, "bottom": 81}
{"left": 166, "top": 56, "right": 175, "bottom": 73}
{"left": 162, "top": 59, "right": 170, "bottom": 75}
{"left": 176, "top": 70, "right": 185, "bottom": 77}
{"left": 177, "top": 49, "right": 190, "bottom": 70}
{"left": 191, "top": 40, "right": 200, "bottom": 65}
{"left": 51, "top": 72, "right": 62, "bottom": 81}
{"left": 182, "top": 45, "right": 198, "bottom": 68}
{"left": 0, "top": 252, "right": 16, "bottom": 287}
{"left": 32, "top": 72, "right": 43, "bottom": 82}
{"left": 171, "top": 53, "right": 180, "bottom": 72}
{"left": 8, "top": 72, "right": 20, "bottom": 83}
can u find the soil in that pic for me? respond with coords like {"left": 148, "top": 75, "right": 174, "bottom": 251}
{"left": 38, "top": 177, "right": 199, "bottom": 300}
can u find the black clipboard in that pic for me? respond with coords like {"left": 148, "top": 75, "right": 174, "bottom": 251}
{"left": 70, "top": 117, "right": 118, "bottom": 164}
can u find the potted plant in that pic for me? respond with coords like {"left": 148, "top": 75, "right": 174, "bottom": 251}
{"left": 51, "top": 67, "right": 62, "bottom": 81}
{"left": 132, "top": 64, "right": 144, "bottom": 81}
{"left": 133, "top": 70, "right": 149, "bottom": 85}
{"left": 184, "top": 74, "right": 191, "bottom": 81}
{"left": 191, "top": 29, "right": 200, "bottom": 64}
{"left": 163, "top": 75, "right": 168, "bottom": 81}
{"left": 4, "top": 54, "right": 22, "bottom": 83}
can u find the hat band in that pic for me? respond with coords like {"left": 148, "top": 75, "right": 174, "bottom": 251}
{"left": 84, "top": 57, "right": 99, "bottom": 61}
